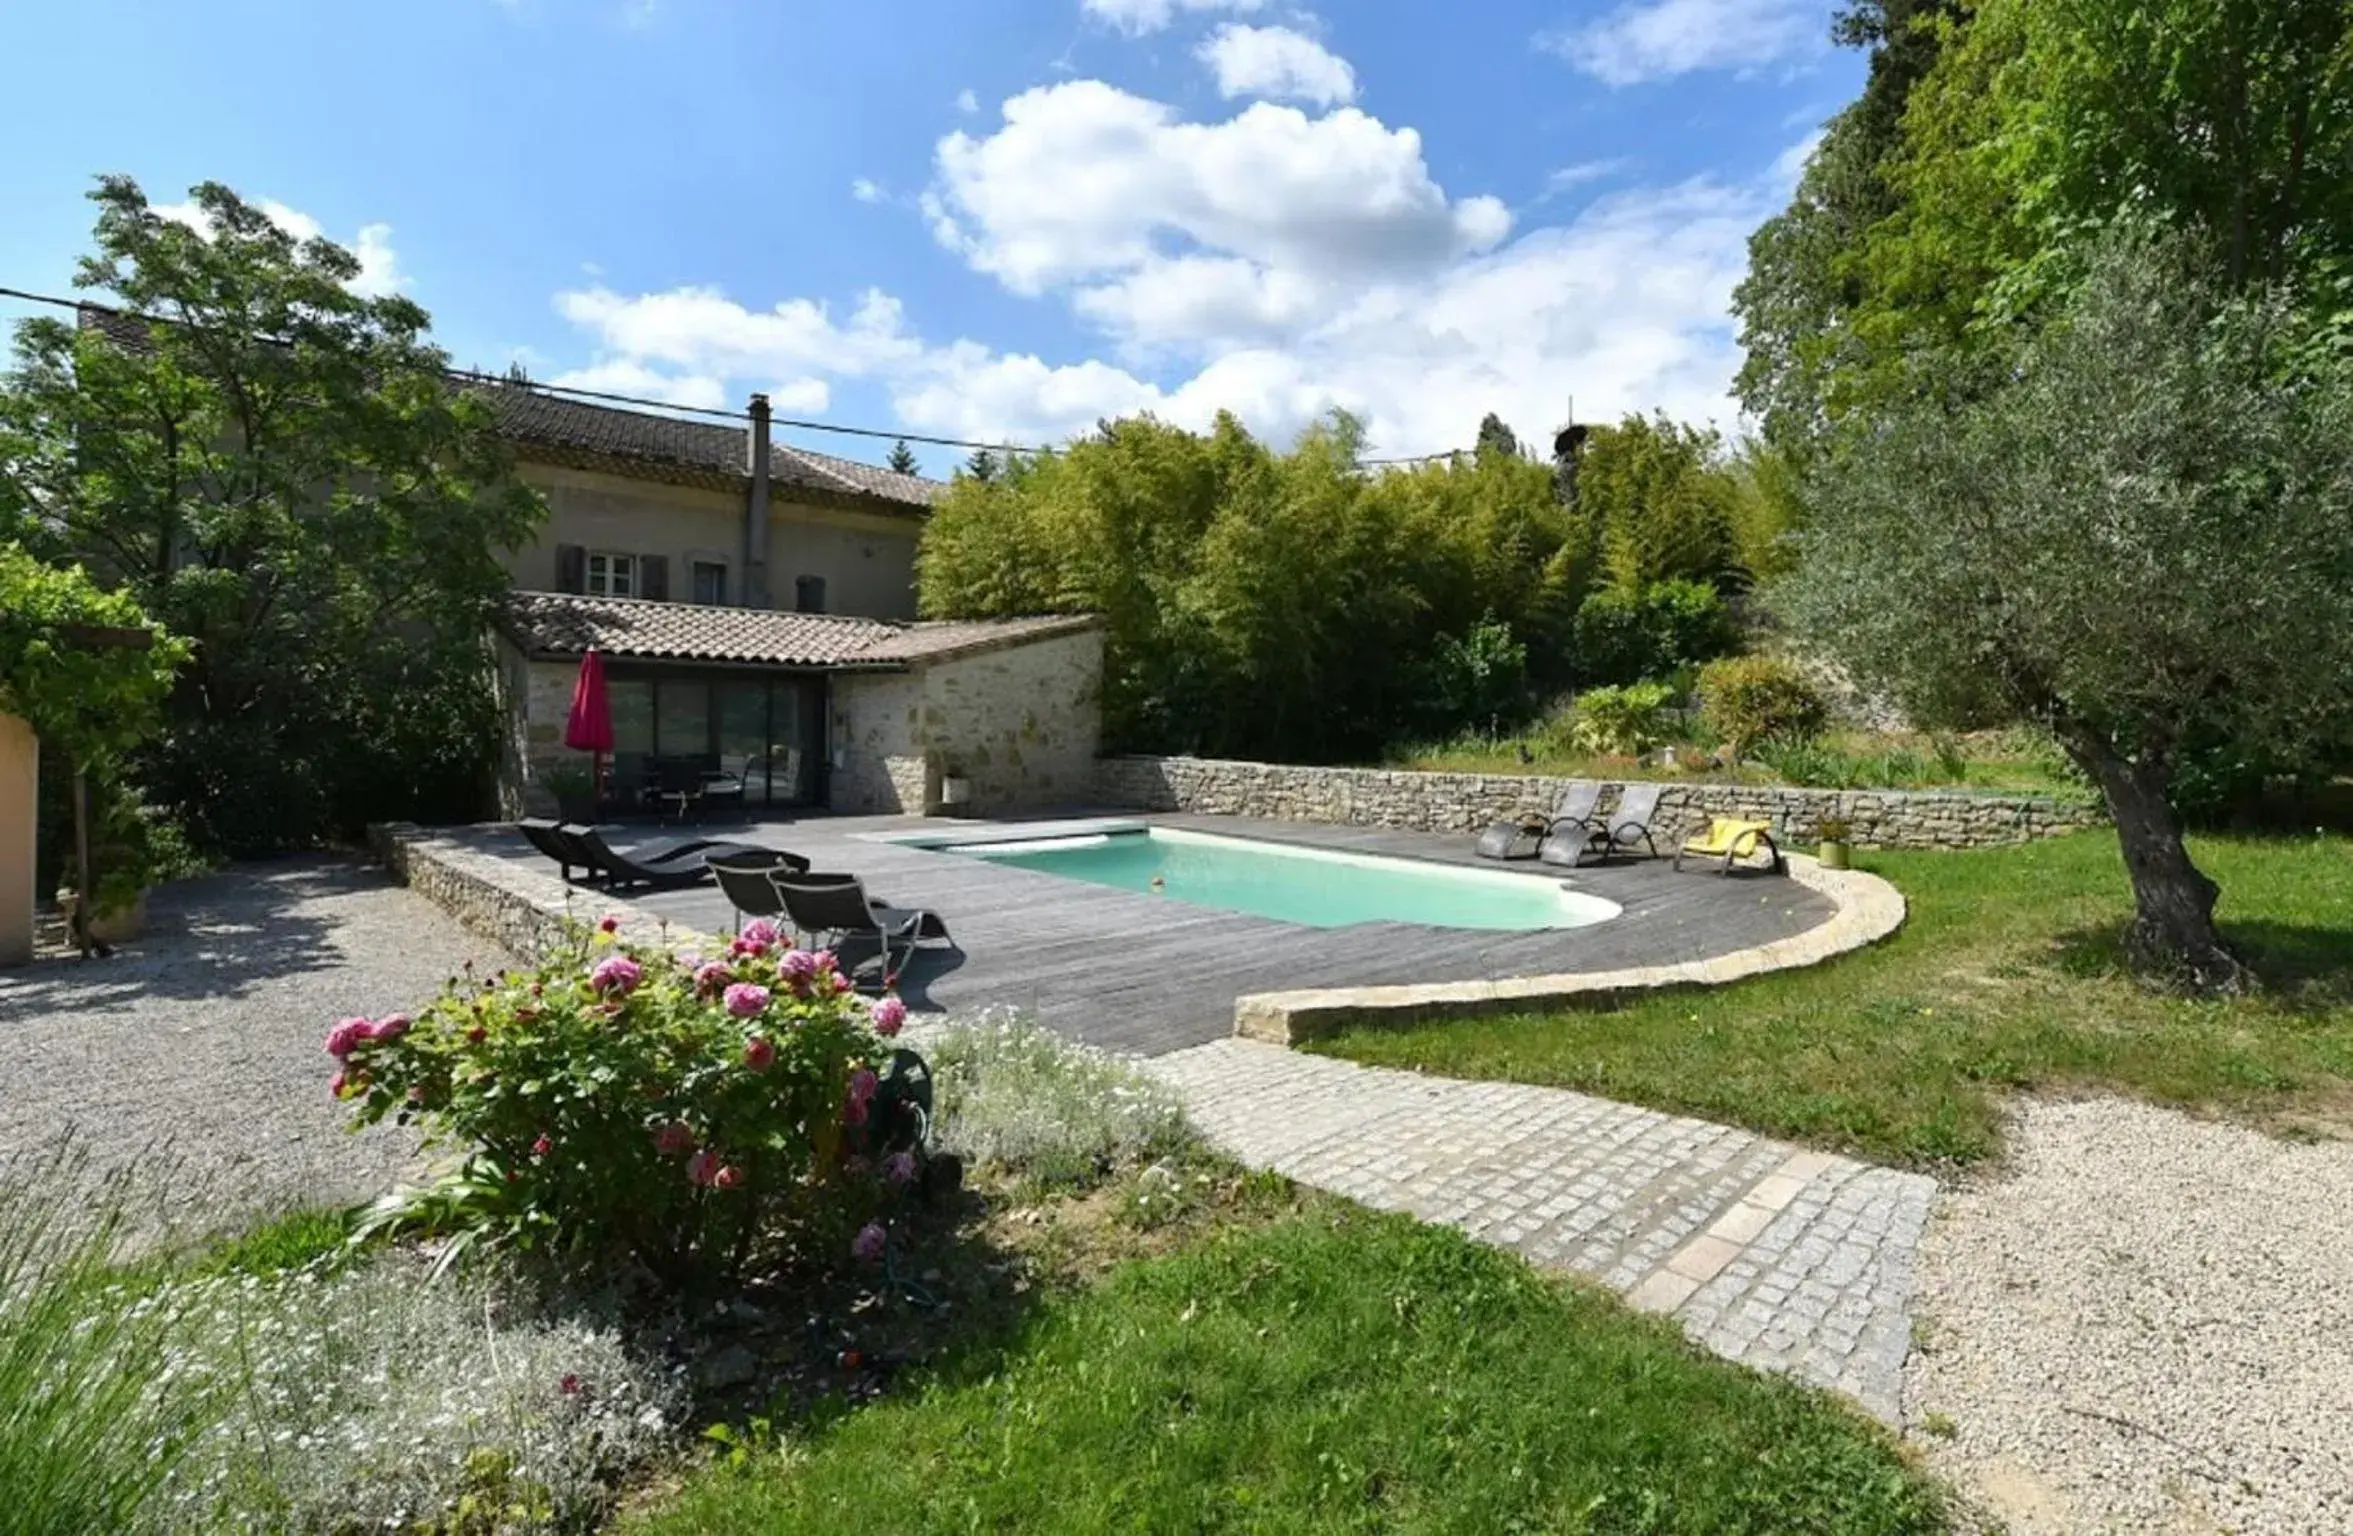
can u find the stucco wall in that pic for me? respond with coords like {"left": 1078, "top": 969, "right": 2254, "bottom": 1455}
{"left": 1094, "top": 755, "right": 2103, "bottom": 852}
{"left": 832, "top": 628, "right": 1104, "bottom": 816}
{"left": 0, "top": 712, "right": 36, "bottom": 965}
{"left": 507, "top": 462, "right": 920, "bottom": 619}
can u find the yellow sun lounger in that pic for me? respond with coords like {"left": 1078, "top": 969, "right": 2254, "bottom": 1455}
{"left": 1673, "top": 817, "right": 1786, "bottom": 875}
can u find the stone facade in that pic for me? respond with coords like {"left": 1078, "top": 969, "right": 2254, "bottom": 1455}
{"left": 1096, "top": 755, "right": 2103, "bottom": 852}
{"left": 833, "top": 627, "right": 1104, "bottom": 816}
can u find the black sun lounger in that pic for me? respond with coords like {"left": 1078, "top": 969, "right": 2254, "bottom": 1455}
{"left": 1476, "top": 781, "right": 1603, "bottom": 861}
{"left": 560, "top": 825, "right": 770, "bottom": 890}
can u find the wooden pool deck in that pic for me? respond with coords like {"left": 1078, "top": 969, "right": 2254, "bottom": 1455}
{"left": 494, "top": 811, "right": 1835, "bottom": 1058}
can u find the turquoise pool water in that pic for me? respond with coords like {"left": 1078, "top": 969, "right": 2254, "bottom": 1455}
{"left": 939, "top": 827, "right": 1619, "bottom": 932}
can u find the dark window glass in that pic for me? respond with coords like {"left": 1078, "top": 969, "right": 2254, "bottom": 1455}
{"left": 794, "top": 575, "right": 827, "bottom": 614}
{"left": 692, "top": 561, "right": 726, "bottom": 605}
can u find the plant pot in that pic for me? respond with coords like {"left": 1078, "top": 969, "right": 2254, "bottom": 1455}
{"left": 1817, "top": 840, "right": 1852, "bottom": 871}
{"left": 57, "top": 888, "right": 148, "bottom": 945}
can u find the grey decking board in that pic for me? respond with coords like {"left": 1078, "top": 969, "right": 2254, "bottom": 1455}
{"left": 484, "top": 811, "right": 1832, "bottom": 1057}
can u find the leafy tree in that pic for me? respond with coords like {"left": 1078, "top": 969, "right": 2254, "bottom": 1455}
{"left": 919, "top": 411, "right": 1580, "bottom": 761}
{"left": 1568, "top": 579, "right": 1738, "bottom": 689}
{"left": 0, "top": 178, "right": 543, "bottom": 853}
{"left": 886, "top": 438, "right": 920, "bottom": 475}
{"left": 1784, "top": 226, "right": 2353, "bottom": 993}
{"left": 1574, "top": 413, "right": 1738, "bottom": 595}
{"left": 1473, "top": 412, "right": 1523, "bottom": 462}
{"left": 1734, "top": 0, "right": 1971, "bottom": 448}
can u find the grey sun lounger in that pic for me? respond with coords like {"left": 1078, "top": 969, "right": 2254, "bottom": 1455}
{"left": 774, "top": 875, "right": 952, "bottom": 990}
{"left": 1590, "top": 783, "right": 1664, "bottom": 863}
{"left": 1476, "top": 781, "right": 1603, "bottom": 861}
{"left": 561, "top": 825, "right": 771, "bottom": 890}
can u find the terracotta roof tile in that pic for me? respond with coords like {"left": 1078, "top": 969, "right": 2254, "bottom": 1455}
{"left": 502, "top": 592, "right": 1094, "bottom": 669}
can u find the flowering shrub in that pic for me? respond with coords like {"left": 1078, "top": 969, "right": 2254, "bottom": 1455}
{"left": 336, "top": 919, "right": 912, "bottom": 1286}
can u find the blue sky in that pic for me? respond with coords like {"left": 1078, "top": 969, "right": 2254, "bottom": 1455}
{"left": 1, "top": 0, "right": 1860, "bottom": 472}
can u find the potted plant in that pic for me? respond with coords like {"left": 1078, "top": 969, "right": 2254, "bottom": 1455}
{"left": 55, "top": 788, "right": 197, "bottom": 945}
{"left": 1815, "top": 815, "right": 1854, "bottom": 870}
{"left": 543, "top": 758, "right": 597, "bottom": 822}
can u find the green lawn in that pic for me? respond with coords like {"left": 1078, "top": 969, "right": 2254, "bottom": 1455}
{"left": 631, "top": 1208, "right": 1946, "bottom": 1536}
{"left": 1321, "top": 831, "right": 2353, "bottom": 1167}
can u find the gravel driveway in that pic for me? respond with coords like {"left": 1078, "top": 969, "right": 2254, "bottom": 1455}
{"left": 0, "top": 857, "right": 513, "bottom": 1230}
{"left": 1905, "top": 1097, "right": 2353, "bottom": 1535}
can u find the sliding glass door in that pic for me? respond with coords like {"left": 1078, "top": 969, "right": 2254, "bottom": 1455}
{"left": 603, "top": 668, "right": 823, "bottom": 809}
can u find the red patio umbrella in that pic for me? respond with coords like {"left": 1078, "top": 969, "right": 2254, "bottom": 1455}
{"left": 564, "top": 649, "right": 614, "bottom": 805}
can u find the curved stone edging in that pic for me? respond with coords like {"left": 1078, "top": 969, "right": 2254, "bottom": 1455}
{"left": 1230, "top": 854, "right": 1905, "bottom": 1045}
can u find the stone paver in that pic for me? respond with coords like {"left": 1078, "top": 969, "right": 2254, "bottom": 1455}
{"left": 1141, "top": 1039, "right": 1935, "bottom": 1422}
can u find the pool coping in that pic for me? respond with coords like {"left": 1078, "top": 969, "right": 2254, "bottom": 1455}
{"left": 1224, "top": 854, "right": 1906, "bottom": 1045}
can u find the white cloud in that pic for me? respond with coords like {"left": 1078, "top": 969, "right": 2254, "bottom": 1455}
{"left": 1543, "top": 157, "right": 1631, "bottom": 195}
{"left": 544, "top": 358, "right": 727, "bottom": 410}
{"left": 154, "top": 197, "right": 408, "bottom": 298}
{"left": 551, "top": 284, "right": 922, "bottom": 381}
{"left": 955, "top": 88, "right": 980, "bottom": 114}
{"left": 1542, "top": 0, "right": 1823, "bottom": 87}
{"left": 1197, "top": 24, "right": 1357, "bottom": 108}
{"left": 1080, "top": 0, "right": 1262, "bottom": 37}
{"left": 930, "top": 82, "right": 1508, "bottom": 299}
{"left": 1768, "top": 128, "right": 1824, "bottom": 191}
{"left": 851, "top": 177, "right": 884, "bottom": 204}
{"left": 763, "top": 377, "right": 832, "bottom": 414}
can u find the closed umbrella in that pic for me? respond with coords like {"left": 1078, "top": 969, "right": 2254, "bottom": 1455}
{"left": 564, "top": 649, "right": 615, "bottom": 807}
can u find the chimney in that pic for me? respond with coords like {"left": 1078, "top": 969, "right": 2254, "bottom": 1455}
{"left": 744, "top": 393, "right": 772, "bottom": 608}
{"left": 1552, "top": 395, "right": 1590, "bottom": 510}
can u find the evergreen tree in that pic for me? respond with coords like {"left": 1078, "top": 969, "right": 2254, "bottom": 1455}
{"left": 886, "top": 438, "right": 919, "bottom": 475}
{"left": 963, "top": 447, "right": 999, "bottom": 482}
{"left": 1474, "top": 412, "right": 1522, "bottom": 461}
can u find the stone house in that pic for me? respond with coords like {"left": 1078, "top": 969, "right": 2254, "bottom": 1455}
{"left": 481, "top": 386, "right": 1104, "bottom": 817}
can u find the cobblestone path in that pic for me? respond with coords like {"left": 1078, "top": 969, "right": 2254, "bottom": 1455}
{"left": 1142, "top": 1039, "right": 1935, "bottom": 1423}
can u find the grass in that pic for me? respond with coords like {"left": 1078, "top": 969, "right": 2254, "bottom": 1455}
{"left": 629, "top": 1206, "right": 1947, "bottom": 1536}
{"left": 1319, "top": 830, "right": 2353, "bottom": 1167}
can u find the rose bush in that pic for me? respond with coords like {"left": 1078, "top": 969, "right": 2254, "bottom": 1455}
{"left": 336, "top": 919, "right": 913, "bottom": 1288}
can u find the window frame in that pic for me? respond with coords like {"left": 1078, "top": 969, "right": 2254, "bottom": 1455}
{"left": 585, "top": 550, "right": 638, "bottom": 599}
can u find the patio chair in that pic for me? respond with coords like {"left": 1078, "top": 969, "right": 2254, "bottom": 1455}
{"left": 709, "top": 849, "right": 812, "bottom": 931}
{"left": 517, "top": 818, "right": 594, "bottom": 883}
{"left": 1475, "top": 781, "right": 1602, "bottom": 861}
{"left": 1592, "top": 783, "right": 1665, "bottom": 862}
{"left": 774, "top": 875, "right": 952, "bottom": 990}
{"left": 1673, "top": 817, "right": 1786, "bottom": 876}
{"left": 562, "top": 825, "right": 771, "bottom": 890}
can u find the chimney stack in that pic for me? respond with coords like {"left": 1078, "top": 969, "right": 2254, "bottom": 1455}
{"left": 745, "top": 393, "right": 772, "bottom": 608}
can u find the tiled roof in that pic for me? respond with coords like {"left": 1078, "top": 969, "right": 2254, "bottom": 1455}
{"left": 75, "top": 303, "right": 944, "bottom": 512}
{"left": 503, "top": 592, "right": 1095, "bottom": 669}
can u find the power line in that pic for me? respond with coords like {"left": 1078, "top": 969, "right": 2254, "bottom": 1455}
{"left": 0, "top": 281, "right": 1477, "bottom": 466}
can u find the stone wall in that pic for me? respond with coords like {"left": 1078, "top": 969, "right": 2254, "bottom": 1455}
{"left": 1095, "top": 755, "right": 2102, "bottom": 852}
{"left": 833, "top": 627, "right": 1104, "bottom": 816}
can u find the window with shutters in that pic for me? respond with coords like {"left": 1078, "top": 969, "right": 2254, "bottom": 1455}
{"left": 586, "top": 551, "right": 637, "bottom": 598}
{"left": 691, "top": 560, "right": 727, "bottom": 605}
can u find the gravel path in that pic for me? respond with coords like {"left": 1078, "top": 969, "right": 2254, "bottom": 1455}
{"left": 1904, "top": 1098, "right": 2353, "bottom": 1535}
{"left": 0, "top": 858, "right": 512, "bottom": 1230}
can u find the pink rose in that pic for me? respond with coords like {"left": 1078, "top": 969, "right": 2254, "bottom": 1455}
{"left": 848, "top": 1068, "right": 879, "bottom": 1106}
{"left": 740, "top": 918, "right": 781, "bottom": 948}
{"left": 324, "top": 1018, "right": 366, "bottom": 1059}
{"left": 712, "top": 1164, "right": 744, "bottom": 1191}
{"left": 597, "top": 915, "right": 619, "bottom": 934}
{"left": 884, "top": 1151, "right": 917, "bottom": 1186}
{"left": 328, "top": 1070, "right": 348, "bottom": 1099}
{"left": 852, "top": 1222, "right": 886, "bottom": 1263}
{"left": 687, "top": 1150, "right": 720, "bottom": 1187}
{"left": 870, "top": 996, "right": 907, "bottom": 1038}
{"left": 531, "top": 1133, "right": 553, "bottom": 1158}
{"left": 692, "top": 961, "right": 731, "bottom": 995}
{"left": 831, "top": 972, "right": 854, "bottom": 995}
{"left": 723, "top": 983, "right": 770, "bottom": 1019}
{"left": 743, "top": 1035, "right": 775, "bottom": 1072}
{"left": 778, "top": 949, "right": 819, "bottom": 985}
{"left": 366, "top": 1013, "right": 412, "bottom": 1043}
{"left": 589, "top": 956, "right": 643, "bottom": 997}
{"left": 653, "top": 1121, "right": 695, "bottom": 1156}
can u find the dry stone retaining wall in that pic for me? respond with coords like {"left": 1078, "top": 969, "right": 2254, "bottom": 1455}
{"left": 1096, "top": 755, "right": 2101, "bottom": 852}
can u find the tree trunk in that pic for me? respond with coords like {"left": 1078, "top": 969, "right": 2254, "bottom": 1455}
{"left": 2068, "top": 735, "right": 2250, "bottom": 995}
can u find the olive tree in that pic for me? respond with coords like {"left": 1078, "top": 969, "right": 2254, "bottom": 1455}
{"left": 1784, "top": 227, "right": 2353, "bottom": 992}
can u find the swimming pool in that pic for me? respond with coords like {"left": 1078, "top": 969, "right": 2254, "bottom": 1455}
{"left": 918, "top": 826, "right": 1620, "bottom": 932}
